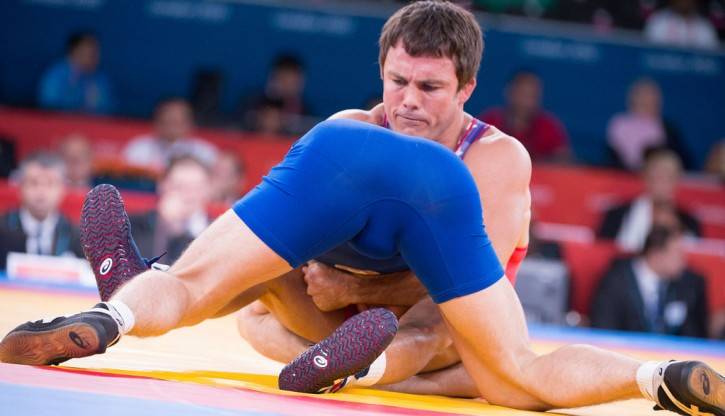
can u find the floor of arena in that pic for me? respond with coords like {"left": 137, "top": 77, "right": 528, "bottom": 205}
{"left": 1, "top": 281, "right": 723, "bottom": 416}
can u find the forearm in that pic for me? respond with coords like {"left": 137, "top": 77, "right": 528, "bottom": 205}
{"left": 349, "top": 270, "right": 427, "bottom": 306}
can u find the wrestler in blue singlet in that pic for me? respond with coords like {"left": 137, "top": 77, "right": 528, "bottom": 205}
{"left": 233, "top": 119, "right": 502, "bottom": 303}
{"left": 314, "top": 118, "right": 489, "bottom": 275}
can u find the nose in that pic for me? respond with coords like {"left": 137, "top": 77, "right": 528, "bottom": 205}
{"left": 401, "top": 86, "right": 421, "bottom": 111}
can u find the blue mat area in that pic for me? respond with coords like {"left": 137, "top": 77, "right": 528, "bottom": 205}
{"left": 0, "top": 382, "right": 279, "bottom": 416}
{"left": 529, "top": 324, "right": 725, "bottom": 357}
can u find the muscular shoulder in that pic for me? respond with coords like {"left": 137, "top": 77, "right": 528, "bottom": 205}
{"left": 464, "top": 127, "right": 532, "bottom": 188}
{"left": 328, "top": 103, "right": 385, "bottom": 126}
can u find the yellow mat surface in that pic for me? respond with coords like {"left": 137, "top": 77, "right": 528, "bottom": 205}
{"left": 1, "top": 286, "right": 722, "bottom": 415}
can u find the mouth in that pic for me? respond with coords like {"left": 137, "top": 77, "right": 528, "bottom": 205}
{"left": 395, "top": 114, "right": 427, "bottom": 126}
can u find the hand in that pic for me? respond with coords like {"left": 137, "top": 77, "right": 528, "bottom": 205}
{"left": 302, "top": 261, "right": 358, "bottom": 312}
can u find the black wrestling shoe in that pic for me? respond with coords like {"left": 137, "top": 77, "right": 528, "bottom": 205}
{"left": 654, "top": 361, "right": 724, "bottom": 416}
{"left": 278, "top": 308, "right": 398, "bottom": 394}
{"left": 0, "top": 304, "right": 119, "bottom": 366}
{"left": 81, "top": 184, "right": 163, "bottom": 301}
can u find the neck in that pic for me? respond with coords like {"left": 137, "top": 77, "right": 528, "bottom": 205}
{"left": 439, "top": 111, "right": 470, "bottom": 150}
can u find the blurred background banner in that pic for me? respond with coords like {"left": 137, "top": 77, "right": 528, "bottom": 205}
{"left": 2, "top": 0, "right": 724, "bottom": 167}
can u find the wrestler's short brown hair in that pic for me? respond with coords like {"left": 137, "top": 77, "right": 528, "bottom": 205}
{"left": 379, "top": 1, "right": 483, "bottom": 90}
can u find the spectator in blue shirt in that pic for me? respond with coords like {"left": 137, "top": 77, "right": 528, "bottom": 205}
{"left": 38, "top": 32, "right": 116, "bottom": 114}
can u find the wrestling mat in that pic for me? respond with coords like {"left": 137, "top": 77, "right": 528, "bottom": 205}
{"left": 1, "top": 282, "right": 723, "bottom": 416}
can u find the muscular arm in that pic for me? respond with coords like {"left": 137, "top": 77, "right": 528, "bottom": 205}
{"left": 463, "top": 133, "right": 532, "bottom": 266}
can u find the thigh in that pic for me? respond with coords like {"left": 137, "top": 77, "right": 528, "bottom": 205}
{"left": 168, "top": 210, "right": 292, "bottom": 327}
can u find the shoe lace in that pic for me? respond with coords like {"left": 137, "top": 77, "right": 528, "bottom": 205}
{"left": 143, "top": 252, "right": 167, "bottom": 268}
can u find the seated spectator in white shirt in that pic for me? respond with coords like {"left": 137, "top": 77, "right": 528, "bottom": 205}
{"left": 644, "top": 0, "right": 719, "bottom": 49}
{"left": 0, "top": 153, "right": 83, "bottom": 269}
{"left": 597, "top": 148, "right": 701, "bottom": 251}
{"left": 124, "top": 98, "right": 217, "bottom": 173}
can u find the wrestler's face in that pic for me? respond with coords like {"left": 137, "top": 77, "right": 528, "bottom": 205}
{"left": 382, "top": 43, "right": 475, "bottom": 145}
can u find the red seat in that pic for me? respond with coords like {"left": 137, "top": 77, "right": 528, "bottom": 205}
{"left": 687, "top": 252, "right": 725, "bottom": 313}
{"left": 562, "top": 240, "right": 621, "bottom": 317}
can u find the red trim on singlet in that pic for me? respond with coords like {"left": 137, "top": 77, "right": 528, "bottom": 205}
{"left": 505, "top": 246, "right": 528, "bottom": 285}
{"left": 454, "top": 118, "right": 489, "bottom": 158}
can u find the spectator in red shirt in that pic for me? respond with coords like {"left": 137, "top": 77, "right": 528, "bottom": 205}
{"left": 480, "top": 70, "right": 570, "bottom": 162}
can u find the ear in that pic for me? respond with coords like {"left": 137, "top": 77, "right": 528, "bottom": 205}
{"left": 457, "top": 77, "right": 477, "bottom": 106}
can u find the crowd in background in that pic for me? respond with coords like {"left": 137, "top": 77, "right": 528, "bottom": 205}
{"left": 18, "top": 21, "right": 725, "bottom": 179}
{"left": 0, "top": 0, "right": 722, "bottom": 341}
{"left": 470, "top": 0, "right": 724, "bottom": 49}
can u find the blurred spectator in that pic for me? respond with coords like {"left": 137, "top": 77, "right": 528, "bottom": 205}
{"left": 129, "top": 155, "right": 212, "bottom": 263}
{"left": 546, "top": 0, "right": 649, "bottom": 30}
{"left": 606, "top": 78, "right": 689, "bottom": 171}
{"left": 644, "top": 0, "right": 719, "bottom": 49}
{"left": 598, "top": 148, "right": 701, "bottom": 251}
{"left": 590, "top": 226, "right": 708, "bottom": 338}
{"left": 247, "top": 97, "right": 286, "bottom": 136}
{"left": 58, "top": 134, "right": 93, "bottom": 189}
{"left": 473, "top": 0, "right": 556, "bottom": 17}
{"left": 190, "top": 68, "right": 225, "bottom": 127}
{"left": 480, "top": 70, "right": 570, "bottom": 163}
{"left": 211, "top": 153, "right": 246, "bottom": 206}
{"left": 0, "top": 153, "right": 83, "bottom": 269}
{"left": 0, "top": 135, "right": 17, "bottom": 178}
{"left": 242, "top": 54, "right": 312, "bottom": 135}
{"left": 704, "top": 139, "right": 725, "bottom": 181}
{"left": 38, "top": 31, "right": 116, "bottom": 114}
{"left": 712, "top": 310, "right": 725, "bottom": 340}
{"left": 123, "top": 98, "right": 218, "bottom": 173}
{"left": 265, "top": 54, "right": 308, "bottom": 117}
